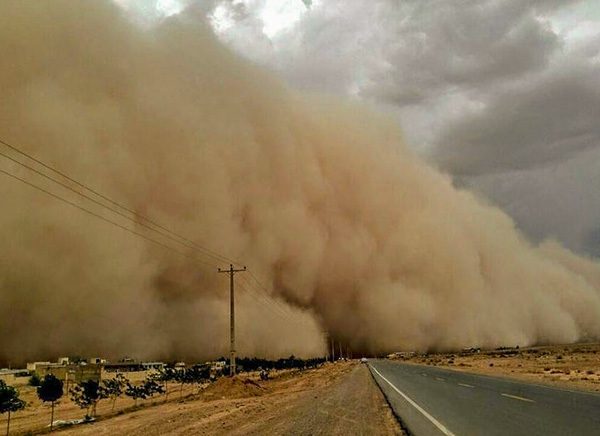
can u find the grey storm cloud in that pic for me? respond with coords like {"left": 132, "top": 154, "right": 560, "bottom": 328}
{"left": 434, "top": 62, "right": 600, "bottom": 175}
{"left": 360, "top": 0, "right": 560, "bottom": 104}
{"left": 197, "top": 0, "right": 600, "bottom": 256}
{"left": 461, "top": 145, "right": 600, "bottom": 255}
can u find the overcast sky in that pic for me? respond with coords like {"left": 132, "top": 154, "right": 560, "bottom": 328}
{"left": 119, "top": 0, "right": 600, "bottom": 257}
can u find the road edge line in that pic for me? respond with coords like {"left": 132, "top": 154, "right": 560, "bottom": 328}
{"left": 366, "top": 364, "right": 413, "bottom": 435}
{"left": 370, "top": 364, "right": 456, "bottom": 436}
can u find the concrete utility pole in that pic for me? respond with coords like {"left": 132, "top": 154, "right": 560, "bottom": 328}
{"left": 218, "top": 264, "right": 246, "bottom": 376}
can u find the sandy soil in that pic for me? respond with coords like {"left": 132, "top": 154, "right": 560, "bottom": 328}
{"left": 399, "top": 342, "right": 600, "bottom": 392}
{"left": 7, "top": 371, "right": 201, "bottom": 435}
{"left": 8, "top": 362, "right": 403, "bottom": 435}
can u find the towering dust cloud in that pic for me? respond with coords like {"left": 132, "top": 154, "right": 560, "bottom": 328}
{"left": 1, "top": 1, "right": 599, "bottom": 364}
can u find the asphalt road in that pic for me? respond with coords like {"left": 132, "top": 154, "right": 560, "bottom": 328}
{"left": 369, "top": 360, "right": 600, "bottom": 436}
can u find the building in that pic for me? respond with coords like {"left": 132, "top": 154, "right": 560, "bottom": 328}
{"left": 22, "top": 357, "right": 166, "bottom": 382}
{"left": 141, "top": 362, "right": 165, "bottom": 371}
{"left": 27, "top": 361, "right": 51, "bottom": 371}
{"left": 103, "top": 362, "right": 144, "bottom": 372}
{"left": 0, "top": 369, "right": 30, "bottom": 385}
{"left": 207, "top": 360, "right": 226, "bottom": 377}
{"left": 28, "top": 362, "right": 101, "bottom": 383}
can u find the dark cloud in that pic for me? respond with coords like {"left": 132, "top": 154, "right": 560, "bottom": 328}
{"left": 460, "top": 146, "right": 600, "bottom": 256}
{"left": 584, "top": 227, "right": 600, "bottom": 257}
{"left": 361, "top": 0, "right": 560, "bottom": 106}
{"left": 201, "top": 0, "right": 600, "bottom": 255}
{"left": 434, "top": 63, "right": 600, "bottom": 175}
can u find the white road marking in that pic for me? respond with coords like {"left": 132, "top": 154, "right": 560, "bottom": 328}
{"left": 501, "top": 393, "right": 535, "bottom": 403}
{"left": 458, "top": 383, "right": 474, "bottom": 388}
{"left": 370, "top": 365, "right": 456, "bottom": 436}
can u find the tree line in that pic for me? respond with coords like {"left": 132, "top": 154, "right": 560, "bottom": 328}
{"left": 233, "top": 355, "right": 327, "bottom": 372}
{"left": 0, "top": 356, "right": 326, "bottom": 434}
{"left": 0, "top": 366, "right": 207, "bottom": 435}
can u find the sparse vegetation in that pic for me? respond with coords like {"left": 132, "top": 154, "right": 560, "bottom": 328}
{"left": 69, "top": 379, "right": 101, "bottom": 418}
{"left": 0, "top": 353, "right": 340, "bottom": 435}
{"left": 27, "top": 374, "right": 40, "bottom": 387}
{"left": 36, "top": 374, "right": 64, "bottom": 431}
{"left": 155, "top": 367, "right": 176, "bottom": 401}
{"left": 407, "top": 343, "right": 600, "bottom": 393}
{"left": 235, "top": 356, "right": 327, "bottom": 372}
{"left": 101, "top": 374, "right": 128, "bottom": 411}
{"left": 124, "top": 383, "right": 146, "bottom": 406}
{"left": 124, "top": 376, "right": 165, "bottom": 406}
{"left": 0, "top": 380, "right": 25, "bottom": 435}
{"left": 141, "top": 378, "right": 165, "bottom": 399}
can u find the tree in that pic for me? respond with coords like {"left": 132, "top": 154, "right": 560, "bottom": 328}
{"left": 124, "top": 376, "right": 165, "bottom": 407}
{"left": 124, "top": 383, "right": 147, "bottom": 407}
{"left": 69, "top": 380, "right": 101, "bottom": 418}
{"left": 173, "top": 369, "right": 188, "bottom": 399}
{"left": 186, "top": 366, "right": 210, "bottom": 394}
{"left": 155, "top": 367, "right": 176, "bottom": 401}
{"left": 0, "top": 380, "right": 25, "bottom": 436}
{"left": 36, "top": 374, "right": 64, "bottom": 431}
{"left": 100, "top": 374, "right": 128, "bottom": 411}
{"left": 28, "top": 374, "right": 41, "bottom": 387}
{"left": 141, "top": 378, "right": 164, "bottom": 399}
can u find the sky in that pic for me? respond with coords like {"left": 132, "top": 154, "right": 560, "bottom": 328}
{"left": 117, "top": 0, "right": 600, "bottom": 257}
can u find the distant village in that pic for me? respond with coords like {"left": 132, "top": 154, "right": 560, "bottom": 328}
{"left": 0, "top": 357, "right": 227, "bottom": 386}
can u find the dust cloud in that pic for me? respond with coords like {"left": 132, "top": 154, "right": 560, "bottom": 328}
{"left": 1, "top": 1, "right": 599, "bottom": 365}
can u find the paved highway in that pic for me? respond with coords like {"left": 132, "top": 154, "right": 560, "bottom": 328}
{"left": 369, "top": 360, "right": 600, "bottom": 436}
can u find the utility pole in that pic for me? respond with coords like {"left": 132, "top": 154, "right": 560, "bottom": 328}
{"left": 330, "top": 337, "right": 335, "bottom": 362}
{"left": 218, "top": 264, "right": 246, "bottom": 376}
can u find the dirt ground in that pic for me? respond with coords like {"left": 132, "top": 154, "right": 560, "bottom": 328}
{"left": 8, "top": 362, "right": 403, "bottom": 435}
{"left": 6, "top": 370, "right": 201, "bottom": 435}
{"left": 400, "top": 342, "right": 600, "bottom": 392}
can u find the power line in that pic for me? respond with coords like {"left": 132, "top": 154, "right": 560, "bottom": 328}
{"left": 2, "top": 163, "right": 316, "bottom": 353}
{"left": 0, "top": 137, "right": 311, "bottom": 331}
{"left": 2, "top": 165, "right": 303, "bottom": 321}
{"left": 243, "top": 271, "right": 298, "bottom": 317}
{"left": 0, "top": 137, "right": 242, "bottom": 266}
{"left": 237, "top": 272, "right": 315, "bottom": 328}
{"left": 238, "top": 278, "right": 293, "bottom": 320}
{"left": 237, "top": 280, "right": 308, "bottom": 327}
{"left": 238, "top": 274, "right": 295, "bottom": 318}
{"left": 0, "top": 148, "right": 232, "bottom": 265}
{"left": 0, "top": 138, "right": 293, "bottom": 290}
{"left": 0, "top": 168, "right": 214, "bottom": 268}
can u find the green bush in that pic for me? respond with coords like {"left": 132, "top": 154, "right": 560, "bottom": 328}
{"left": 28, "top": 374, "right": 41, "bottom": 387}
